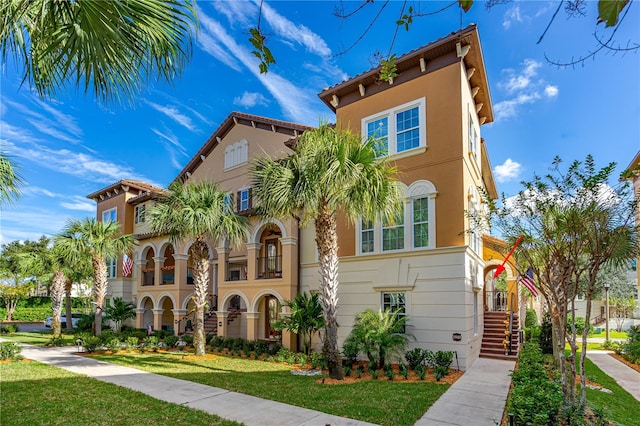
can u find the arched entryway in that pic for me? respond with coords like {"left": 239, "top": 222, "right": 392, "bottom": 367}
{"left": 254, "top": 292, "right": 283, "bottom": 342}
{"left": 142, "top": 247, "right": 155, "bottom": 287}
{"left": 139, "top": 296, "right": 154, "bottom": 328}
{"left": 158, "top": 295, "right": 175, "bottom": 332}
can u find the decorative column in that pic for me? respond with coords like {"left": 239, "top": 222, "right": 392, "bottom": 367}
{"left": 246, "top": 243, "right": 261, "bottom": 281}
{"left": 216, "top": 246, "right": 229, "bottom": 285}
{"left": 172, "top": 309, "right": 188, "bottom": 335}
{"left": 135, "top": 308, "right": 145, "bottom": 329}
{"left": 245, "top": 312, "right": 259, "bottom": 341}
{"left": 135, "top": 258, "right": 146, "bottom": 288}
{"left": 216, "top": 310, "right": 228, "bottom": 337}
{"left": 152, "top": 308, "right": 164, "bottom": 331}
{"left": 173, "top": 253, "right": 189, "bottom": 287}
{"left": 153, "top": 256, "right": 166, "bottom": 286}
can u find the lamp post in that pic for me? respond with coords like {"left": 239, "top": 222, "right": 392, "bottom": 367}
{"left": 604, "top": 282, "right": 611, "bottom": 342}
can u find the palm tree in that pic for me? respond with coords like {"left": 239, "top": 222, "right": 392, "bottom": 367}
{"left": 58, "top": 218, "right": 134, "bottom": 336}
{"left": 250, "top": 124, "right": 402, "bottom": 379}
{"left": 148, "top": 181, "right": 248, "bottom": 356}
{"left": 275, "top": 292, "right": 325, "bottom": 355}
{"left": 0, "top": 153, "right": 23, "bottom": 206}
{"left": 0, "top": 0, "right": 196, "bottom": 105}
{"left": 105, "top": 297, "right": 136, "bottom": 332}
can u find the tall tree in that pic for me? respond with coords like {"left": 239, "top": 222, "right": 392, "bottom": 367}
{"left": 57, "top": 218, "right": 134, "bottom": 336}
{"left": 0, "top": 0, "right": 197, "bottom": 105}
{"left": 0, "top": 153, "right": 23, "bottom": 206}
{"left": 483, "top": 155, "right": 638, "bottom": 411}
{"left": 251, "top": 124, "right": 402, "bottom": 379}
{"left": 148, "top": 181, "right": 248, "bottom": 356}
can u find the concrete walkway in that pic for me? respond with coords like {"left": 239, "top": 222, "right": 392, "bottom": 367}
{"left": 8, "top": 340, "right": 519, "bottom": 426}
{"left": 415, "top": 358, "right": 515, "bottom": 426}
{"left": 586, "top": 350, "right": 640, "bottom": 402}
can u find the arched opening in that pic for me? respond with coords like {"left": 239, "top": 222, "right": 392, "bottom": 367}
{"left": 140, "top": 297, "right": 154, "bottom": 328}
{"left": 257, "top": 224, "right": 283, "bottom": 279}
{"left": 225, "top": 295, "right": 247, "bottom": 338}
{"left": 159, "top": 296, "right": 175, "bottom": 332}
{"left": 161, "top": 245, "right": 175, "bottom": 285}
{"left": 142, "top": 248, "right": 155, "bottom": 286}
{"left": 256, "top": 293, "right": 282, "bottom": 341}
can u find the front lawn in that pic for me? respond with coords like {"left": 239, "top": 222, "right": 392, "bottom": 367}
{"left": 0, "top": 360, "right": 240, "bottom": 426}
{"left": 92, "top": 352, "right": 450, "bottom": 426}
{"left": 1, "top": 331, "right": 75, "bottom": 346}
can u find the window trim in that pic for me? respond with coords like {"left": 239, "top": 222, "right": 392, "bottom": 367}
{"left": 381, "top": 291, "right": 407, "bottom": 332}
{"left": 134, "top": 204, "right": 145, "bottom": 224}
{"left": 361, "top": 98, "right": 426, "bottom": 158}
{"left": 106, "top": 257, "right": 117, "bottom": 279}
{"left": 102, "top": 207, "right": 117, "bottom": 223}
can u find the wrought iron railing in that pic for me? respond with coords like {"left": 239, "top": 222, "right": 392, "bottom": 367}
{"left": 485, "top": 290, "right": 509, "bottom": 312}
{"left": 257, "top": 256, "right": 282, "bottom": 279}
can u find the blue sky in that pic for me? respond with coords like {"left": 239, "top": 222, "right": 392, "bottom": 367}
{"left": 1, "top": 0, "right": 639, "bottom": 245}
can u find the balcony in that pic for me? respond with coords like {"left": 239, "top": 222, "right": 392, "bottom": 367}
{"left": 161, "top": 265, "right": 175, "bottom": 285}
{"left": 142, "top": 269, "right": 154, "bottom": 286}
{"left": 257, "top": 256, "right": 282, "bottom": 280}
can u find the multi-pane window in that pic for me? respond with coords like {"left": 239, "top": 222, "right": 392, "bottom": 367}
{"left": 102, "top": 208, "right": 116, "bottom": 223}
{"left": 362, "top": 98, "right": 425, "bottom": 158}
{"left": 239, "top": 188, "right": 251, "bottom": 211}
{"left": 412, "top": 197, "right": 429, "bottom": 248}
{"left": 361, "top": 220, "right": 374, "bottom": 253}
{"left": 367, "top": 117, "right": 389, "bottom": 156}
{"left": 134, "top": 204, "right": 145, "bottom": 224}
{"left": 357, "top": 180, "right": 436, "bottom": 255}
{"left": 106, "top": 257, "right": 116, "bottom": 278}
{"left": 468, "top": 110, "right": 478, "bottom": 159}
{"left": 382, "top": 208, "right": 405, "bottom": 251}
{"left": 469, "top": 201, "right": 480, "bottom": 253}
{"left": 382, "top": 292, "right": 406, "bottom": 332}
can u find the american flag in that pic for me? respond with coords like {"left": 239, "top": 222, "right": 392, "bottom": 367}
{"left": 122, "top": 254, "right": 133, "bottom": 277}
{"left": 519, "top": 268, "right": 538, "bottom": 297}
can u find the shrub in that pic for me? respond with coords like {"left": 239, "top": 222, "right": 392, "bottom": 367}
{"left": 341, "top": 339, "right": 359, "bottom": 368}
{"left": 538, "top": 312, "right": 553, "bottom": 354}
{"left": 164, "top": 335, "right": 179, "bottom": 348}
{"left": 415, "top": 364, "right": 426, "bottom": 380}
{"left": 434, "top": 366, "right": 448, "bottom": 381}
{"left": 124, "top": 336, "right": 140, "bottom": 350}
{"left": 405, "top": 348, "right": 428, "bottom": 370}
{"left": 268, "top": 342, "right": 282, "bottom": 356}
{"left": 356, "top": 364, "right": 364, "bottom": 378}
{"left": 211, "top": 336, "right": 225, "bottom": 351}
{"left": 432, "top": 351, "right": 454, "bottom": 370}
{"left": 0, "top": 342, "right": 22, "bottom": 360}
{"left": 385, "top": 367, "right": 394, "bottom": 381}
{"left": 567, "top": 317, "right": 586, "bottom": 336}
{"left": 344, "top": 365, "right": 352, "bottom": 377}
{"left": 82, "top": 336, "right": 102, "bottom": 353}
{"left": 205, "top": 334, "right": 214, "bottom": 345}
{"left": 623, "top": 325, "right": 640, "bottom": 364}
{"left": 399, "top": 363, "right": 409, "bottom": 379}
{"left": 143, "top": 336, "right": 159, "bottom": 352}
{"left": 254, "top": 340, "right": 269, "bottom": 357}
{"left": 105, "top": 338, "right": 122, "bottom": 352}
{"left": 310, "top": 352, "right": 324, "bottom": 369}
{"left": 49, "top": 336, "right": 65, "bottom": 347}
{"left": 0, "top": 323, "right": 19, "bottom": 333}
{"left": 296, "top": 352, "right": 307, "bottom": 367}
{"left": 182, "top": 334, "right": 194, "bottom": 346}
{"left": 276, "top": 348, "right": 293, "bottom": 363}
{"left": 524, "top": 309, "right": 538, "bottom": 327}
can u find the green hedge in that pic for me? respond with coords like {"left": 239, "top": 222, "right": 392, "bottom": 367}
{"left": 0, "top": 307, "right": 51, "bottom": 321}
{"left": 15, "top": 297, "right": 89, "bottom": 309}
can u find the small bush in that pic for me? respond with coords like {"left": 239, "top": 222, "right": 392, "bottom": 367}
{"left": 341, "top": 340, "right": 359, "bottom": 368}
{"left": 399, "top": 363, "right": 409, "bottom": 379}
{"left": 524, "top": 309, "right": 538, "bottom": 327}
{"left": 623, "top": 325, "right": 640, "bottom": 364}
{"left": 309, "top": 351, "right": 324, "bottom": 369}
{"left": 124, "top": 336, "right": 140, "bottom": 350}
{"left": 82, "top": 336, "right": 102, "bottom": 353}
{"left": 255, "top": 340, "right": 269, "bottom": 357}
{"left": 182, "top": 334, "right": 194, "bottom": 346}
{"left": 434, "top": 366, "right": 448, "bottom": 381}
{"left": 344, "top": 365, "right": 352, "bottom": 377}
{"left": 0, "top": 342, "right": 22, "bottom": 360}
{"left": 268, "top": 342, "right": 283, "bottom": 356}
{"left": 0, "top": 323, "right": 19, "bottom": 333}
{"left": 296, "top": 352, "right": 308, "bottom": 367}
{"left": 356, "top": 365, "right": 364, "bottom": 378}
{"left": 538, "top": 312, "right": 553, "bottom": 354}
{"left": 211, "top": 336, "right": 225, "bottom": 351}
{"left": 143, "top": 336, "right": 159, "bottom": 352}
{"left": 49, "top": 336, "right": 65, "bottom": 347}
{"left": 405, "top": 348, "right": 428, "bottom": 370}
{"left": 432, "top": 351, "right": 454, "bottom": 370}
{"left": 164, "top": 335, "right": 179, "bottom": 348}
{"left": 415, "top": 364, "right": 426, "bottom": 380}
{"left": 105, "top": 338, "right": 122, "bottom": 352}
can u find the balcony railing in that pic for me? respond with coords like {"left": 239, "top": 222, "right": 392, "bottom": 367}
{"left": 257, "top": 256, "right": 282, "bottom": 279}
{"left": 485, "top": 290, "right": 509, "bottom": 312}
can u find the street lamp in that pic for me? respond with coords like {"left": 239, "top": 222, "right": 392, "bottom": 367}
{"left": 604, "top": 282, "right": 611, "bottom": 342}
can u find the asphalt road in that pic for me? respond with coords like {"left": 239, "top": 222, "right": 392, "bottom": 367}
{"left": 10, "top": 322, "right": 48, "bottom": 332}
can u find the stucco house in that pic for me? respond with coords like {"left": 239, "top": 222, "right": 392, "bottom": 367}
{"left": 89, "top": 24, "right": 520, "bottom": 370}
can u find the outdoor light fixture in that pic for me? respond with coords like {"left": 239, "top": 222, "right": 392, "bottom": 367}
{"left": 452, "top": 333, "right": 462, "bottom": 341}
{"left": 76, "top": 338, "right": 82, "bottom": 353}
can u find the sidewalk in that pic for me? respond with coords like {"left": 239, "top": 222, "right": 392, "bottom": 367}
{"left": 415, "top": 358, "right": 515, "bottom": 426}
{"left": 8, "top": 341, "right": 517, "bottom": 426}
{"left": 586, "top": 350, "right": 640, "bottom": 402}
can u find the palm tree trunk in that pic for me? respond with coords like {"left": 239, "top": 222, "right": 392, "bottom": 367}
{"left": 191, "top": 240, "right": 210, "bottom": 356}
{"left": 315, "top": 205, "right": 343, "bottom": 380}
{"left": 65, "top": 279, "right": 73, "bottom": 330}
{"left": 51, "top": 270, "right": 65, "bottom": 338}
{"left": 92, "top": 254, "right": 108, "bottom": 336}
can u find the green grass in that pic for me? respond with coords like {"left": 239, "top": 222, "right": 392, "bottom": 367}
{"left": 0, "top": 360, "right": 241, "bottom": 426}
{"left": 578, "top": 354, "right": 640, "bottom": 425}
{"left": 1, "top": 331, "right": 76, "bottom": 346}
{"left": 92, "top": 352, "right": 449, "bottom": 426}
{"left": 588, "top": 330, "right": 628, "bottom": 339}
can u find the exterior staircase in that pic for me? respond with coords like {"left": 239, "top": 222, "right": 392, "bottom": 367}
{"left": 480, "top": 311, "right": 520, "bottom": 361}
{"left": 184, "top": 308, "right": 244, "bottom": 336}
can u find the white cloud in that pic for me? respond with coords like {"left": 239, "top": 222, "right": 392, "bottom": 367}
{"left": 493, "top": 158, "right": 522, "bottom": 183}
{"left": 494, "top": 59, "right": 557, "bottom": 121}
{"left": 197, "top": 30, "right": 243, "bottom": 72}
{"left": 151, "top": 127, "right": 187, "bottom": 170}
{"left": 4, "top": 99, "right": 83, "bottom": 144}
{"left": 22, "top": 186, "right": 58, "bottom": 197}
{"left": 60, "top": 196, "right": 96, "bottom": 212}
{"left": 213, "top": 0, "right": 258, "bottom": 27}
{"left": 503, "top": 5, "right": 523, "bottom": 30}
{"left": 197, "top": 8, "right": 325, "bottom": 124}
{"left": 544, "top": 85, "right": 559, "bottom": 97}
{"left": 144, "top": 100, "right": 197, "bottom": 131}
{"left": 234, "top": 91, "right": 269, "bottom": 108}
{"left": 257, "top": 0, "right": 331, "bottom": 57}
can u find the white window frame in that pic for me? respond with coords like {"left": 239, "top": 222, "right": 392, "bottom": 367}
{"left": 468, "top": 187, "right": 481, "bottom": 254}
{"left": 224, "top": 139, "right": 249, "bottom": 170}
{"left": 357, "top": 180, "right": 437, "bottom": 255}
{"left": 381, "top": 292, "right": 407, "bottom": 332}
{"left": 468, "top": 106, "right": 479, "bottom": 160}
{"left": 106, "top": 257, "right": 116, "bottom": 279}
{"left": 134, "top": 204, "right": 145, "bottom": 224}
{"left": 102, "top": 207, "right": 117, "bottom": 223}
{"left": 361, "top": 98, "right": 426, "bottom": 158}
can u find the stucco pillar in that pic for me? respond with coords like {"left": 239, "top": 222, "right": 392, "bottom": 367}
{"left": 173, "top": 254, "right": 189, "bottom": 287}
{"left": 152, "top": 308, "right": 164, "bottom": 332}
{"left": 153, "top": 256, "right": 165, "bottom": 287}
{"left": 245, "top": 312, "right": 259, "bottom": 341}
{"left": 216, "top": 246, "right": 229, "bottom": 285}
{"left": 135, "top": 308, "right": 145, "bottom": 329}
{"left": 280, "top": 236, "right": 298, "bottom": 286}
{"left": 172, "top": 309, "right": 188, "bottom": 335}
{"left": 281, "top": 330, "right": 296, "bottom": 352}
{"left": 135, "top": 259, "right": 146, "bottom": 287}
{"left": 246, "top": 243, "right": 261, "bottom": 281}
{"left": 216, "top": 311, "right": 228, "bottom": 337}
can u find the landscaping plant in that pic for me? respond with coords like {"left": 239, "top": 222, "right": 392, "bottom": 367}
{"left": 0, "top": 341, "right": 22, "bottom": 360}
